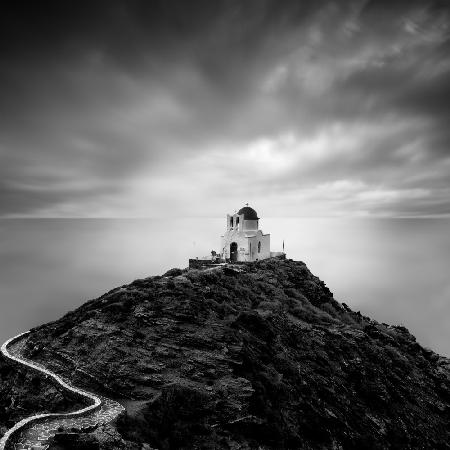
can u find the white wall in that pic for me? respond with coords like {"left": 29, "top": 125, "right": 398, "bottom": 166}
{"left": 221, "top": 232, "right": 249, "bottom": 261}
{"left": 221, "top": 230, "right": 271, "bottom": 261}
{"left": 248, "top": 231, "right": 270, "bottom": 261}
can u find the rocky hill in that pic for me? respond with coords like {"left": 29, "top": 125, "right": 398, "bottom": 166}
{"left": 2, "top": 257, "right": 450, "bottom": 449}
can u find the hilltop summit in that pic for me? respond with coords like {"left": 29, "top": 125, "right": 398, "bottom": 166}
{"left": 2, "top": 258, "right": 450, "bottom": 449}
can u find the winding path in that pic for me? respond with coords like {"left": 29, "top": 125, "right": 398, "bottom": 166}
{"left": 0, "top": 331, "right": 125, "bottom": 450}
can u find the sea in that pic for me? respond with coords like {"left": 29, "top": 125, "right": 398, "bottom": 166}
{"left": 0, "top": 218, "right": 449, "bottom": 356}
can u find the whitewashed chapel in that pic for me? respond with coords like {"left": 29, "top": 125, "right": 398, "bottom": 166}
{"left": 189, "top": 204, "right": 284, "bottom": 268}
{"left": 221, "top": 205, "right": 271, "bottom": 262}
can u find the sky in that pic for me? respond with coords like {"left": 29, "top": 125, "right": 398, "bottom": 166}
{"left": 1, "top": 0, "right": 449, "bottom": 218}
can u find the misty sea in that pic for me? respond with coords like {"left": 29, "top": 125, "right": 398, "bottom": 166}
{"left": 0, "top": 218, "right": 449, "bottom": 356}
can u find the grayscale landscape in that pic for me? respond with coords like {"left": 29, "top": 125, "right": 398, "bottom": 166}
{"left": 0, "top": 1, "right": 449, "bottom": 449}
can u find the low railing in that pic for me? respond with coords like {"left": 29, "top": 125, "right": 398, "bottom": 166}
{"left": 0, "top": 331, "right": 102, "bottom": 450}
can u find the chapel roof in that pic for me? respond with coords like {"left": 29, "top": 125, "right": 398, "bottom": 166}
{"left": 238, "top": 206, "right": 259, "bottom": 220}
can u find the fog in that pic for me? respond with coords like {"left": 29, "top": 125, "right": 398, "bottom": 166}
{"left": 1, "top": 218, "right": 449, "bottom": 356}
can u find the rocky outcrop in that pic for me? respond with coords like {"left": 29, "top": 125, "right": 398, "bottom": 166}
{"left": 3, "top": 257, "right": 450, "bottom": 449}
{"left": 0, "top": 350, "right": 88, "bottom": 436}
{"left": 0, "top": 332, "right": 128, "bottom": 449}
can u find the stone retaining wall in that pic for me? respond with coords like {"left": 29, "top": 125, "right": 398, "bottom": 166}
{"left": 188, "top": 259, "right": 225, "bottom": 269}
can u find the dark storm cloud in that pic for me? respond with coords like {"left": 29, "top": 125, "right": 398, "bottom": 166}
{"left": 0, "top": 0, "right": 449, "bottom": 217}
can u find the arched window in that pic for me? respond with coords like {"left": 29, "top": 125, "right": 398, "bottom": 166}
{"left": 236, "top": 217, "right": 239, "bottom": 226}
{"left": 258, "top": 241, "right": 261, "bottom": 253}
{"left": 230, "top": 217, "right": 233, "bottom": 228}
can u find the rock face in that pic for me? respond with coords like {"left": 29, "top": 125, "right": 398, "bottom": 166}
{"left": 3, "top": 258, "right": 450, "bottom": 449}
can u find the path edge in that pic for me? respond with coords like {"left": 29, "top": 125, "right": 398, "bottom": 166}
{"left": 0, "top": 331, "right": 103, "bottom": 449}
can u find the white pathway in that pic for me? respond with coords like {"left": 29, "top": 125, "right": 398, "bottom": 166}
{"left": 0, "top": 331, "right": 125, "bottom": 450}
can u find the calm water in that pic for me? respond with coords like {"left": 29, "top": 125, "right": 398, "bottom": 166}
{"left": 1, "top": 218, "right": 449, "bottom": 356}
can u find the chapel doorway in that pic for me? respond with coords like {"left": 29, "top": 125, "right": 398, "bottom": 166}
{"left": 230, "top": 242, "right": 238, "bottom": 262}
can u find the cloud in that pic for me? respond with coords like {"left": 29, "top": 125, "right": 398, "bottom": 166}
{"left": 0, "top": 0, "right": 449, "bottom": 217}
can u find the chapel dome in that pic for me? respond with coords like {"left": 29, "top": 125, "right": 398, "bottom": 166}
{"left": 238, "top": 206, "right": 259, "bottom": 220}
